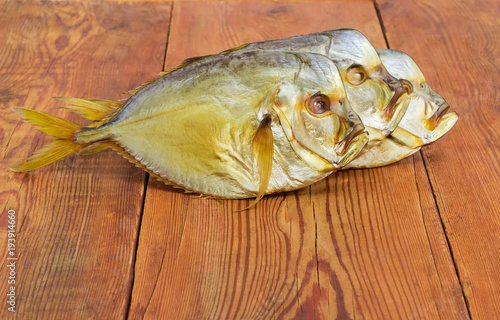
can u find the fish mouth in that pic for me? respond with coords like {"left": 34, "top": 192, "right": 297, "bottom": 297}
{"left": 378, "top": 67, "right": 412, "bottom": 120}
{"left": 391, "top": 106, "right": 458, "bottom": 147}
{"left": 426, "top": 102, "right": 450, "bottom": 130}
{"left": 334, "top": 122, "right": 366, "bottom": 156}
{"left": 384, "top": 80, "right": 410, "bottom": 119}
{"left": 337, "top": 128, "right": 369, "bottom": 167}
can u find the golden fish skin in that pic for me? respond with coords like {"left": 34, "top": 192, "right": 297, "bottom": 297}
{"left": 344, "top": 49, "right": 458, "bottom": 169}
{"left": 217, "top": 29, "right": 411, "bottom": 144}
{"left": 14, "top": 51, "right": 368, "bottom": 200}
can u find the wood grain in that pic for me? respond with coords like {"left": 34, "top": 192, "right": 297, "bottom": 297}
{"left": 128, "top": 1, "right": 468, "bottom": 318}
{"left": 0, "top": 1, "right": 171, "bottom": 318}
{"left": 378, "top": 0, "right": 500, "bottom": 317}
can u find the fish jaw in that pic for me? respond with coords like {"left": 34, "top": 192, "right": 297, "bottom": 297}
{"left": 343, "top": 136, "right": 421, "bottom": 169}
{"left": 282, "top": 106, "right": 368, "bottom": 171}
{"left": 389, "top": 126, "right": 424, "bottom": 149}
{"left": 427, "top": 111, "right": 458, "bottom": 143}
{"left": 383, "top": 75, "right": 410, "bottom": 121}
{"left": 337, "top": 131, "right": 369, "bottom": 167}
{"left": 371, "top": 65, "right": 412, "bottom": 129}
{"left": 384, "top": 88, "right": 411, "bottom": 133}
{"left": 289, "top": 106, "right": 369, "bottom": 170}
{"left": 273, "top": 100, "right": 336, "bottom": 174}
{"left": 343, "top": 80, "right": 410, "bottom": 143}
{"left": 396, "top": 91, "right": 458, "bottom": 145}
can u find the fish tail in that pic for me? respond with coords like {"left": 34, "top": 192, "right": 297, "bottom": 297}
{"left": 11, "top": 98, "right": 119, "bottom": 172}
{"left": 11, "top": 107, "right": 87, "bottom": 172}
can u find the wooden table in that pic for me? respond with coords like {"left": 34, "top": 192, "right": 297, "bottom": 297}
{"left": 1, "top": 0, "right": 498, "bottom": 318}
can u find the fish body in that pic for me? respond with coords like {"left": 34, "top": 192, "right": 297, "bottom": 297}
{"left": 345, "top": 49, "right": 458, "bottom": 169}
{"left": 14, "top": 51, "right": 368, "bottom": 199}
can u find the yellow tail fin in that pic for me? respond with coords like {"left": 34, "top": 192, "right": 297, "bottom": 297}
{"left": 11, "top": 107, "right": 89, "bottom": 172}
{"left": 12, "top": 108, "right": 81, "bottom": 139}
{"left": 11, "top": 95, "right": 123, "bottom": 172}
{"left": 12, "top": 140, "right": 86, "bottom": 172}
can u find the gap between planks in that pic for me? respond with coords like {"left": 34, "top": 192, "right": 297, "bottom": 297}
{"left": 124, "top": 2, "right": 175, "bottom": 319}
{"left": 373, "top": 0, "right": 471, "bottom": 317}
{"left": 419, "top": 151, "right": 472, "bottom": 319}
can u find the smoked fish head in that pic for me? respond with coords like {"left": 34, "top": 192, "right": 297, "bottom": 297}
{"left": 344, "top": 49, "right": 458, "bottom": 169}
{"left": 377, "top": 49, "right": 458, "bottom": 146}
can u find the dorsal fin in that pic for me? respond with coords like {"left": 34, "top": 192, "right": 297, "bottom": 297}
{"left": 78, "top": 141, "right": 114, "bottom": 155}
{"left": 125, "top": 71, "right": 170, "bottom": 96}
{"left": 54, "top": 97, "right": 120, "bottom": 121}
{"left": 86, "top": 99, "right": 122, "bottom": 109}
{"left": 219, "top": 43, "right": 249, "bottom": 54}
{"left": 180, "top": 54, "right": 214, "bottom": 65}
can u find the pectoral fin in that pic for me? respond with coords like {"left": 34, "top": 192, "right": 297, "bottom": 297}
{"left": 247, "top": 114, "right": 274, "bottom": 209}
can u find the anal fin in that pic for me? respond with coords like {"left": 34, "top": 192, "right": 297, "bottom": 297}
{"left": 78, "top": 141, "right": 114, "bottom": 156}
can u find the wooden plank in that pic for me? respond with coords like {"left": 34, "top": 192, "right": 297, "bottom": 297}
{"left": 412, "top": 152, "right": 470, "bottom": 318}
{"left": 377, "top": 0, "right": 500, "bottom": 317}
{"left": 128, "top": 1, "right": 468, "bottom": 318}
{"left": 36, "top": 0, "right": 373, "bottom": 3}
{"left": 0, "top": 1, "right": 171, "bottom": 318}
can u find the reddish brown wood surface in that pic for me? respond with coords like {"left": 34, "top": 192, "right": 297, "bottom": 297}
{"left": 378, "top": 0, "right": 500, "bottom": 317}
{"left": 0, "top": 1, "right": 171, "bottom": 318}
{"left": 0, "top": 0, "right": 498, "bottom": 319}
{"left": 127, "top": 1, "right": 468, "bottom": 319}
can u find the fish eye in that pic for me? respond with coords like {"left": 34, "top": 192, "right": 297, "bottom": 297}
{"left": 401, "top": 79, "right": 413, "bottom": 94}
{"left": 346, "top": 64, "right": 368, "bottom": 86}
{"left": 307, "top": 93, "right": 331, "bottom": 115}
